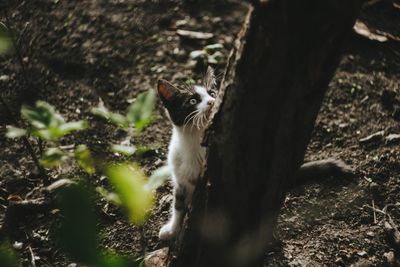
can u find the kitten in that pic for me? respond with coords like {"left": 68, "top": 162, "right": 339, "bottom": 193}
{"left": 156, "top": 67, "right": 353, "bottom": 241}
{"left": 157, "top": 67, "right": 217, "bottom": 241}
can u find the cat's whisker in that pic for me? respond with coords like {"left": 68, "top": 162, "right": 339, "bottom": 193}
{"left": 183, "top": 114, "right": 196, "bottom": 130}
{"left": 183, "top": 110, "right": 199, "bottom": 131}
{"left": 193, "top": 113, "right": 202, "bottom": 129}
{"left": 183, "top": 110, "right": 199, "bottom": 126}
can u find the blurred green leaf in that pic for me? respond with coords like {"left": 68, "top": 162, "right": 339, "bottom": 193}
{"left": 5, "top": 127, "right": 26, "bottom": 138}
{"left": 21, "top": 101, "right": 64, "bottom": 129}
{"left": 135, "top": 143, "right": 160, "bottom": 157}
{"left": 0, "top": 244, "right": 19, "bottom": 267}
{"left": 99, "top": 253, "right": 141, "bottom": 267}
{"left": 91, "top": 104, "right": 129, "bottom": 129}
{"left": 96, "top": 186, "right": 122, "bottom": 206}
{"left": 31, "top": 128, "right": 53, "bottom": 140}
{"left": 90, "top": 103, "right": 110, "bottom": 119}
{"left": 126, "top": 90, "right": 156, "bottom": 131}
{"left": 21, "top": 101, "right": 86, "bottom": 140}
{"left": 109, "top": 113, "right": 129, "bottom": 129}
{"left": 110, "top": 144, "right": 136, "bottom": 156}
{"left": 145, "top": 165, "right": 171, "bottom": 191}
{"left": 74, "top": 145, "right": 95, "bottom": 174}
{"left": 105, "top": 164, "right": 153, "bottom": 224}
{"left": 40, "top": 147, "right": 68, "bottom": 168}
{"left": 0, "top": 27, "right": 11, "bottom": 54}
{"left": 58, "top": 121, "right": 88, "bottom": 136}
{"left": 54, "top": 184, "right": 99, "bottom": 265}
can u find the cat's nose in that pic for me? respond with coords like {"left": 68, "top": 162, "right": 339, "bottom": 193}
{"left": 207, "top": 99, "right": 214, "bottom": 107}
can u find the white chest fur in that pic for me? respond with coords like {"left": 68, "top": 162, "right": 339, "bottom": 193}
{"left": 168, "top": 126, "right": 205, "bottom": 186}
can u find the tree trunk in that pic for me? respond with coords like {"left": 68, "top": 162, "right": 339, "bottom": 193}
{"left": 170, "top": 1, "right": 363, "bottom": 266}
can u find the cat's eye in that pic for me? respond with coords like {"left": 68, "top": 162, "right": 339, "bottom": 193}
{"left": 209, "top": 91, "right": 217, "bottom": 98}
{"left": 189, "top": 98, "right": 197, "bottom": 105}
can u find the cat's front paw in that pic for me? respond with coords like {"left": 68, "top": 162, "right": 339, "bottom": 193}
{"left": 159, "top": 222, "right": 179, "bottom": 241}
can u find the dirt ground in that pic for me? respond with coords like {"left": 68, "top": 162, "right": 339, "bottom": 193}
{"left": 1, "top": 1, "right": 399, "bottom": 266}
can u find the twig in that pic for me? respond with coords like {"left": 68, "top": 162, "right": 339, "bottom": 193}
{"left": 1, "top": 96, "right": 49, "bottom": 184}
{"left": 28, "top": 246, "right": 37, "bottom": 267}
{"left": 372, "top": 200, "right": 377, "bottom": 224}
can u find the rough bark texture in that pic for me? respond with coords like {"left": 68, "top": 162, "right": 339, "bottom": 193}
{"left": 171, "top": 1, "right": 363, "bottom": 266}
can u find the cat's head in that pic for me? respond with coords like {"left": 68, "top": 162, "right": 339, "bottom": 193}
{"left": 157, "top": 66, "right": 217, "bottom": 129}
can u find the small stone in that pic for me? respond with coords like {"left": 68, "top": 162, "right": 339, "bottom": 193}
{"left": 144, "top": 248, "right": 168, "bottom": 267}
{"left": 0, "top": 75, "right": 10, "bottom": 81}
{"left": 12, "top": 241, "right": 23, "bottom": 250}
{"left": 366, "top": 231, "right": 375, "bottom": 237}
{"left": 357, "top": 250, "right": 367, "bottom": 257}
{"left": 384, "top": 251, "right": 396, "bottom": 265}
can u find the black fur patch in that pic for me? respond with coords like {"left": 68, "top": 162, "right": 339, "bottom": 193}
{"left": 161, "top": 90, "right": 201, "bottom": 126}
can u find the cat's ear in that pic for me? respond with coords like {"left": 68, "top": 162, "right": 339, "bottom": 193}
{"left": 204, "top": 66, "right": 216, "bottom": 90}
{"left": 157, "top": 79, "right": 179, "bottom": 103}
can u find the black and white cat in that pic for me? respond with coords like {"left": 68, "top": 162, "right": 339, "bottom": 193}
{"left": 156, "top": 67, "right": 353, "bottom": 241}
{"left": 157, "top": 67, "right": 217, "bottom": 240}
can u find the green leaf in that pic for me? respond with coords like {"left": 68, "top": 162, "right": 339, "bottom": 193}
{"left": 0, "top": 27, "right": 11, "bottom": 54}
{"left": 40, "top": 147, "right": 68, "bottom": 168}
{"left": 21, "top": 101, "right": 64, "bottom": 129}
{"left": 126, "top": 90, "right": 156, "bottom": 131}
{"left": 5, "top": 127, "right": 26, "bottom": 138}
{"left": 109, "top": 113, "right": 129, "bottom": 129}
{"left": 99, "top": 253, "right": 141, "bottom": 267}
{"left": 135, "top": 143, "right": 160, "bottom": 157}
{"left": 20, "top": 101, "right": 86, "bottom": 140}
{"left": 0, "top": 244, "right": 19, "bottom": 267}
{"left": 90, "top": 104, "right": 110, "bottom": 119}
{"left": 145, "top": 165, "right": 171, "bottom": 191}
{"left": 110, "top": 144, "right": 136, "bottom": 156}
{"left": 53, "top": 184, "right": 99, "bottom": 265}
{"left": 74, "top": 145, "right": 95, "bottom": 174}
{"left": 57, "top": 121, "right": 88, "bottom": 137}
{"left": 96, "top": 187, "right": 122, "bottom": 206}
{"left": 105, "top": 164, "right": 153, "bottom": 224}
{"left": 91, "top": 104, "right": 129, "bottom": 129}
{"left": 31, "top": 128, "right": 53, "bottom": 140}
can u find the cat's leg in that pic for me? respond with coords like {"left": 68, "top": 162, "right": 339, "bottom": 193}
{"left": 159, "top": 183, "right": 191, "bottom": 240}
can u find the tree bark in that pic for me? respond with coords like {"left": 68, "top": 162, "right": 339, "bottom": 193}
{"left": 170, "top": 1, "right": 363, "bottom": 266}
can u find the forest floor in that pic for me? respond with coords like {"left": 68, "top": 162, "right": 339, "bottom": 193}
{"left": 1, "top": 1, "right": 400, "bottom": 266}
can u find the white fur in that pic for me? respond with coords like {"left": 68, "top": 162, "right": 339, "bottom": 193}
{"left": 159, "top": 85, "right": 215, "bottom": 240}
